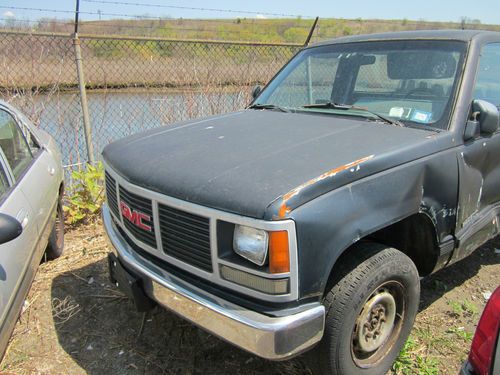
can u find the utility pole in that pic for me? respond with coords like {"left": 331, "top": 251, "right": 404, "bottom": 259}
{"left": 73, "top": 0, "right": 95, "bottom": 165}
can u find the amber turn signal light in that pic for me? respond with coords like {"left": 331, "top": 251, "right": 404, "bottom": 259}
{"left": 269, "top": 231, "right": 290, "bottom": 273}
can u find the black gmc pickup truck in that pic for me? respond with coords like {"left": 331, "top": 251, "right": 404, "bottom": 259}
{"left": 102, "top": 30, "right": 500, "bottom": 374}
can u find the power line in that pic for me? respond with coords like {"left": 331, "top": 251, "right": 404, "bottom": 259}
{"left": 0, "top": 5, "right": 167, "bottom": 20}
{"left": 0, "top": 5, "right": 310, "bottom": 23}
{"left": 82, "top": 0, "right": 313, "bottom": 18}
{"left": 0, "top": 5, "right": 78, "bottom": 16}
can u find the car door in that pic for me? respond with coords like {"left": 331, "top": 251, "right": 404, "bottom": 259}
{"left": 454, "top": 42, "right": 500, "bottom": 261}
{"left": 0, "top": 109, "right": 38, "bottom": 344}
{"left": 5, "top": 107, "right": 59, "bottom": 236}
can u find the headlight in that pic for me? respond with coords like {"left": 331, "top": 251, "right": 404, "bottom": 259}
{"left": 233, "top": 225, "right": 268, "bottom": 266}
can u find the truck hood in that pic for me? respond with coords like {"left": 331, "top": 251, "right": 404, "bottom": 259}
{"left": 102, "top": 110, "right": 452, "bottom": 219}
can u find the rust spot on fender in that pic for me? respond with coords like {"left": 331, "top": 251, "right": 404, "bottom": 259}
{"left": 278, "top": 204, "right": 292, "bottom": 218}
{"left": 277, "top": 155, "right": 375, "bottom": 218}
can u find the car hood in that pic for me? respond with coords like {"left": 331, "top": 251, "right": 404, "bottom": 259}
{"left": 102, "top": 110, "right": 452, "bottom": 219}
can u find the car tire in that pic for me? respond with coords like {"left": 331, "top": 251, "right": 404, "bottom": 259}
{"left": 308, "top": 243, "right": 420, "bottom": 375}
{"left": 45, "top": 197, "right": 64, "bottom": 260}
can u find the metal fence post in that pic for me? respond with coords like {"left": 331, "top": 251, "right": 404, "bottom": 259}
{"left": 73, "top": 35, "right": 95, "bottom": 165}
{"left": 73, "top": 0, "right": 94, "bottom": 165}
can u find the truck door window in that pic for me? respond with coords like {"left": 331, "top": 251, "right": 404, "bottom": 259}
{"left": 473, "top": 43, "right": 500, "bottom": 108}
{"left": 0, "top": 109, "right": 33, "bottom": 180}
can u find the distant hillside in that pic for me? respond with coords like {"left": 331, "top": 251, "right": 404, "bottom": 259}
{"left": 3, "top": 17, "right": 500, "bottom": 43}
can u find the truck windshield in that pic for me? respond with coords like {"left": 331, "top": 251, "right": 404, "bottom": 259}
{"left": 254, "top": 40, "right": 467, "bottom": 129}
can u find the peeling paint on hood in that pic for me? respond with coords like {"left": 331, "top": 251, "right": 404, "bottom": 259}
{"left": 276, "top": 155, "right": 375, "bottom": 218}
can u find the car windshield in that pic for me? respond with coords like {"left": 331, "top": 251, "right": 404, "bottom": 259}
{"left": 253, "top": 40, "right": 467, "bottom": 129}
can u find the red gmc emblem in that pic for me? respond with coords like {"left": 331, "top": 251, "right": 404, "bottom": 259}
{"left": 120, "top": 201, "right": 152, "bottom": 232}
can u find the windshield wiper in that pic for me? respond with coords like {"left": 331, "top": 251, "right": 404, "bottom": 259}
{"left": 248, "top": 103, "right": 290, "bottom": 113}
{"left": 301, "top": 102, "right": 404, "bottom": 127}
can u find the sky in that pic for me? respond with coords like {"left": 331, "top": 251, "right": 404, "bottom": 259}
{"left": 1, "top": 0, "right": 499, "bottom": 25}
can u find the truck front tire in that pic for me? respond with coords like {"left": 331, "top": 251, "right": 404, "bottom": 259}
{"left": 309, "top": 243, "right": 420, "bottom": 375}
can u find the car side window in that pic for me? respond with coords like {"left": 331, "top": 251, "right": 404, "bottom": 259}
{"left": 15, "top": 112, "right": 41, "bottom": 154}
{"left": 473, "top": 43, "right": 500, "bottom": 107}
{"left": 0, "top": 109, "right": 33, "bottom": 180}
{"left": 0, "top": 164, "right": 9, "bottom": 199}
{"left": 23, "top": 127, "right": 40, "bottom": 154}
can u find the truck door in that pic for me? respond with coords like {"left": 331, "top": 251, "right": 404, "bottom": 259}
{"left": 454, "top": 42, "right": 500, "bottom": 261}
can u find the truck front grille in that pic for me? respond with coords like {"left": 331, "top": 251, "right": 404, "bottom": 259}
{"left": 105, "top": 168, "right": 214, "bottom": 274}
{"left": 158, "top": 203, "right": 212, "bottom": 272}
{"left": 118, "top": 186, "right": 157, "bottom": 249}
{"left": 105, "top": 172, "right": 119, "bottom": 218}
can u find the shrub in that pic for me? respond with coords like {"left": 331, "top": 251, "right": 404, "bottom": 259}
{"left": 64, "top": 162, "right": 104, "bottom": 226}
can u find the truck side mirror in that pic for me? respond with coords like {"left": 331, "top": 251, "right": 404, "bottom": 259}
{"left": 0, "top": 213, "right": 22, "bottom": 245}
{"left": 251, "top": 85, "right": 262, "bottom": 100}
{"left": 472, "top": 99, "right": 499, "bottom": 135}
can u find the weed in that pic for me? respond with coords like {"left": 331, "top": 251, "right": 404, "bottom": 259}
{"left": 447, "top": 327, "right": 473, "bottom": 341}
{"left": 392, "top": 336, "right": 417, "bottom": 374}
{"left": 63, "top": 162, "right": 104, "bottom": 226}
{"left": 462, "top": 300, "right": 478, "bottom": 315}
{"left": 415, "top": 356, "right": 440, "bottom": 375}
{"left": 392, "top": 335, "right": 441, "bottom": 374}
{"left": 449, "top": 300, "right": 478, "bottom": 317}
{"left": 415, "top": 326, "right": 456, "bottom": 352}
{"left": 450, "top": 300, "right": 464, "bottom": 315}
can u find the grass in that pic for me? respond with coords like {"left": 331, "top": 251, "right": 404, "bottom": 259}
{"left": 447, "top": 327, "right": 474, "bottom": 341}
{"left": 392, "top": 291, "right": 485, "bottom": 373}
{"left": 449, "top": 299, "right": 478, "bottom": 317}
{"left": 392, "top": 336, "right": 417, "bottom": 373}
{"left": 392, "top": 335, "right": 441, "bottom": 374}
{"left": 393, "top": 319, "right": 475, "bottom": 373}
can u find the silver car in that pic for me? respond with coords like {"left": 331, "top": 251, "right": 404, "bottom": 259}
{"left": 0, "top": 100, "right": 64, "bottom": 358}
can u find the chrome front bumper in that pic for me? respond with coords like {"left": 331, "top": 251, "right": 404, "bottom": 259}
{"left": 102, "top": 205, "right": 325, "bottom": 360}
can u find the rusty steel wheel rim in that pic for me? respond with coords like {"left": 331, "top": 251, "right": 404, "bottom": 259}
{"left": 351, "top": 281, "right": 406, "bottom": 368}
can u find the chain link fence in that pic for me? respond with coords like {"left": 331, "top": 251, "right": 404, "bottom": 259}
{"left": 0, "top": 30, "right": 301, "bottom": 180}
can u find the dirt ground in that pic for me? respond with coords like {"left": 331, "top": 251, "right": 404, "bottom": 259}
{"left": 0, "top": 220, "right": 498, "bottom": 375}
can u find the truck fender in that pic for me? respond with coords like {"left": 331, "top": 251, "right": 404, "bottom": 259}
{"left": 289, "top": 149, "right": 458, "bottom": 298}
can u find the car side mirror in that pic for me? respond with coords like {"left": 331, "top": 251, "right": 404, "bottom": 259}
{"left": 0, "top": 213, "right": 22, "bottom": 245}
{"left": 473, "top": 99, "right": 499, "bottom": 135}
{"left": 251, "top": 85, "right": 262, "bottom": 100}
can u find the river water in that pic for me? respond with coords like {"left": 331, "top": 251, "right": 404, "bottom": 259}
{"left": 36, "top": 89, "right": 249, "bottom": 168}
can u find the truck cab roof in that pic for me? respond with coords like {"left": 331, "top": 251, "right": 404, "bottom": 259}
{"left": 310, "top": 29, "right": 500, "bottom": 47}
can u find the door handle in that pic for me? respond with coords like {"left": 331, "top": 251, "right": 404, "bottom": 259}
{"left": 20, "top": 216, "right": 29, "bottom": 228}
{"left": 16, "top": 209, "right": 29, "bottom": 228}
